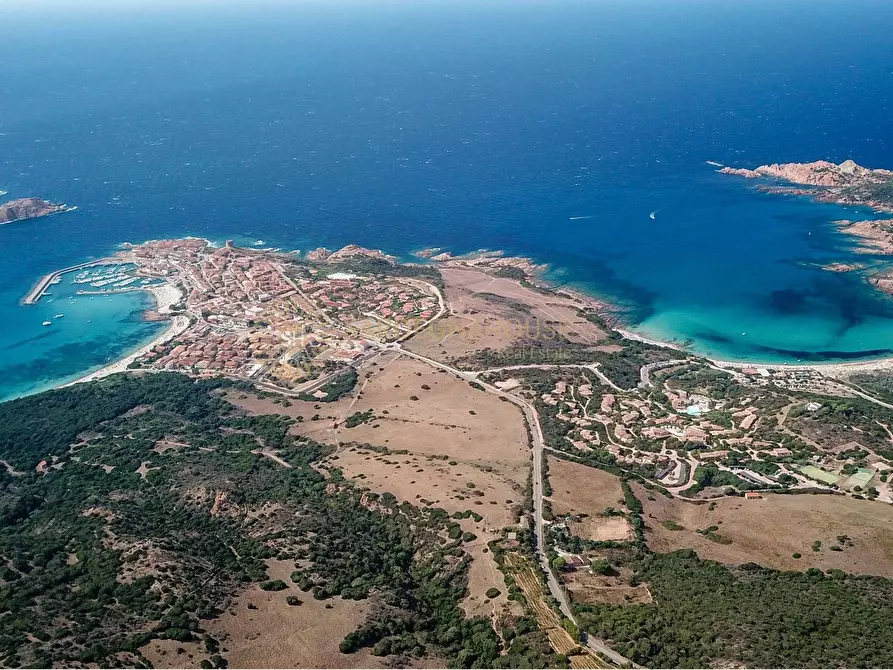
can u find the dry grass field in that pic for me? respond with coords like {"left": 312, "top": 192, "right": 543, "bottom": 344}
{"left": 635, "top": 483, "right": 893, "bottom": 577}
{"left": 231, "top": 353, "right": 529, "bottom": 484}
{"left": 459, "top": 519, "right": 516, "bottom": 619}
{"left": 139, "top": 639, "right": 206, "bottom": 668}
{"left": 548, "top": 459, "right": 632, "bottom": 541}
{"left": 405, "top": 267, "right": 609, "bottom": 362}
{"left": 230, "top": 353, "right": 530, "bottom": 624}
{"left": 527, "top": 303, "right": 607, "bottom": 345}
{"left": 404, "top": 290, "right": 523, "bottom": 360}
{"left": 142, "top": 559, "right": 388, "bottom": 669}
{"left": 203, "top": 559, "right": 386, "bottom": 669}
{"left": 563, "top": 567, "right": 652, "bottom": 606}
{"left": 329, "top": 447, "right": 521, "bottom": 527}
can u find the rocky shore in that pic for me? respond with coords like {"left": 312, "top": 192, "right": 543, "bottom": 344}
{"left": 819, "top": 262, "right": 867, "bottom": 273}
{"left": 304, "top": 244, "right": 397, "bottom": 263}
{"left": 0, "top": 197, "right": 70, "bottom": 225}
{"left": 721, "top": 160, "right": 893, "bottom": 294}
{"left": 411, "top": 247, "right": 548, "bottom": 274}
{"left": 720, "top": 159, "right": 893, "bottom": 187}
{"left": 720, "top": 159, "right": 893, "bottom": 213}
{"left": 833, "top": 219, "right": 893, "bottom": 255}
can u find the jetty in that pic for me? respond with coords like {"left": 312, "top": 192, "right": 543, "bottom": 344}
{"left": 23, "top": 258, "right": 118, "bottom": 305}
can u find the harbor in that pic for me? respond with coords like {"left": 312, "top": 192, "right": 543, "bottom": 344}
{"left": 23, "top": 259, "right": 165, "bottom": 305}
{"left": 23, "top": 258, "right": 119, "bottom": 305}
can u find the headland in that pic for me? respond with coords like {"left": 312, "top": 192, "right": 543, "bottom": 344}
{"left": 720, "top": 158, "right": 893, "bottom": 293}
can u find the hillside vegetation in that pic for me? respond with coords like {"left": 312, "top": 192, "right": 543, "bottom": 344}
{"left": 0, "top": 373, "right": 521, "bottom": 668}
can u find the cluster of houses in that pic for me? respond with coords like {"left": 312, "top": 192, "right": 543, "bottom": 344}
{"left": 130, "top": 241, "right": 374, "bottom": 385}
{"left": 532, "top": 373, "right": 804, "bottom": 481}
{"left": 298, "top": 273, "right": 438, "bottom": 333}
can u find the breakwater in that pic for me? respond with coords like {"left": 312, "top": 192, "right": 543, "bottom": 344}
{"left": 23, "top": 258, "right": 117, "bottom": 305}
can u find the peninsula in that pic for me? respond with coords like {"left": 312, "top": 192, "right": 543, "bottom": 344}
{"left": 720, "top": 159, "right": 893, "bottom": 212}
{"left": 721, "top": 159, "right": 893, "bottom": 290}
{"left": 0, "top": 196, "right": 70, "bottom": 225}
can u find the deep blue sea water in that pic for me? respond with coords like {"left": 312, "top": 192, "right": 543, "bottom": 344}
{"left": 2, "top": 0, "right": 893, "bottom": 401}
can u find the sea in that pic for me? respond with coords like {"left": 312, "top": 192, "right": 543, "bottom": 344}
{"left": 1, "top": 0, "right": 893, "bottom": 402}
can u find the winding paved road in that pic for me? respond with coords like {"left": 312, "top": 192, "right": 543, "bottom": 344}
{"left": 380, "top": 343, "right": 635, "bottom": 667}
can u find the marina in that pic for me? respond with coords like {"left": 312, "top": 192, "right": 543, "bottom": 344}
{"left": 23, "top": 259, "right": 119, "bottom": 305}
{"left": 23, "top": 260, "right": 163, "bottom": 305}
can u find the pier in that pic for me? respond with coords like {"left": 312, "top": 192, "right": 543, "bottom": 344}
{"left": 23, "top": 258, "right": 119, "bottom": 305}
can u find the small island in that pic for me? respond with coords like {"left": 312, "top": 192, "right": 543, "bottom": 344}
{"left": 0, "top": 196, "right": 70, "bottom": 225}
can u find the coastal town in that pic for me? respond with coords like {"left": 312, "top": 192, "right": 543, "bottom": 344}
{"left": 23, "top": 235, "right": 893, "bottom": 500}
{"left": 481, "top": 357, "right": 893, "bottom": 504}
{"left": 117, "top": 239, "right": 444, "bottom": 391}
{"left": 21, "top": 239, "right": 445, "bottom": 394}
{"left": 16, "top": 232, "right": 893, "bottom": 669}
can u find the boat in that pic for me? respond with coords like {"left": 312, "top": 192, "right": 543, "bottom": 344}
{"left": 42, "top": 321, "right": 52, "bottom": 326}
{"left": 650, "top": 211, "right": 657, "bottom": 220}
{"left": 113, "top": 277, "right": 139, "bottom": 287}
{"left": 54, "top": 313, "right": 64, "bottom": 318}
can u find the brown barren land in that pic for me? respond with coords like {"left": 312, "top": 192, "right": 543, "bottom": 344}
{"left": 636, "top": 484, "right": 893, "bottom": 577}
{"left": 204, "top": 559, "right": 386, "bottom": 669}
{"left": 549, "top": 459, "right": 632, "bottom": 541}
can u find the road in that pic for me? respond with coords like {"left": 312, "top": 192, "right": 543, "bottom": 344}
{"left": 661, "top": 456, "right": 699, "bottom": 494}
{"left": 232, "top": 271, "right": 633, "bottom": 665}
{"left": 380, "top": 343, "right": 635, "bottom": 667}
{"left": 472, "top": 362, "right": 628, "bottom": 393}
{"left": 639, "top": 358, "right": 689, "bottom": 388}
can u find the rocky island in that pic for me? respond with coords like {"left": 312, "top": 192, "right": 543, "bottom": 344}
{"left": 0, "top": 196, "right": 70, "bottom": 225}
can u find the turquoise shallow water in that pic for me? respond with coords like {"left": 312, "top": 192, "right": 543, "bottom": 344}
{"left": 1, "top": 0, "right": 893, "bottom": 400}
{"left": 2, "top": 264, "right": 164, "bottom": 400}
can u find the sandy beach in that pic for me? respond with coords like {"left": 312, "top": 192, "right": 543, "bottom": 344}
{"left": 148, "top": 282, "right": 183, "bottom": 315}
{"left": 616, "top": 327, "right": 893, "bottom": 376}
{"left": 709, "top": 355, "right": 893, "bottom": 377}
{"left": 62, "top": 283, "right": 189, "bottom": 388}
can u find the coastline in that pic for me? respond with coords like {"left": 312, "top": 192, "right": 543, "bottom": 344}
{"left": 619, "top": 324, "right": 893, "bottom": 375}
{"left": 27, "top": 236, "right": 893, "bottom": 400}
{"left": 709, "top": 354, "right": 893, "bottom": 376}
{"left": 61, "top": 283, "right": 188, "bottom": 388}
{"left": 434, "top": 250, "right": 893, "bottom": 373}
